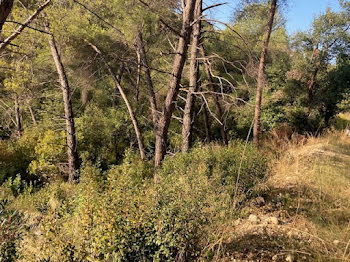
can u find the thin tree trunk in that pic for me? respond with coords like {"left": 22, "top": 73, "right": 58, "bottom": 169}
{"left": 202, "top": 92, "right": 211, "bottom": 143}
{"left": 136, "top": 30, "right": 158, "bottom": 127}
{"left": 154, "top": 0, "right": 196, "bottom": 167}
{"left": 200, "top": 44, "right": 228, "bottom": 144}
{"left": 307, "top": 46, "right": 320, "bottom": 114}
{"left": 28, "top": 104, "right": 37, "bottom": 126}
{"left": 253, "top": 0, "right": 277, "bottom": 146}
{"left": 113, "top": 64, "right": 124, "bottom": 106}
{"left": 14, "top": 93, "right": 22, "bottom": 137}
{"left": 182, "top": 0, "right": 202, "bottom": 152}
{"left": 307, "top": 67, "right": 319, "bottom": 113}
{"left": 136, "top": 49, "right": 141, "bottom": 101}
{"left": 46, "top": 25, "right": 79, "bottom": 183}
{"left": 88, "top": 42, "right": 146, "bottom": 160}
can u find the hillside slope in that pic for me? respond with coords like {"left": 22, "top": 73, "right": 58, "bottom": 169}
{"left": 220, "top": 132, "right": 350, "bottom": 261}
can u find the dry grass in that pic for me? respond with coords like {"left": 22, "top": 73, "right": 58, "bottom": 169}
{"left": 266, "top": 131, "right": 350, "bottom": 261}
{"left": 210, "top": 131, "right": 350, "bottom": 261}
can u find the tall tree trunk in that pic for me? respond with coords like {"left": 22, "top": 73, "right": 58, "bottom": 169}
{"left": 136, "top": 30, "right": 158, "bottom": 127}
{"left": 253, "top": 0, "right": 277, "bottom": 146}
{"left": 182, "top": 0, "right": 202, "bottom": 152}
{"left": 14, "top": 93, "right": 22, "bottom": 137}
{"left": 88, "top": 42, "right": 146, "bottom": 160}
{"left": 46, "top": 25, "right": 79, "bottom": 183}
{"left": 154, "top": 0, "right": 196, "bottom": 167}
{"left": 200, "top": 45, "right": 228, "bottom": 144}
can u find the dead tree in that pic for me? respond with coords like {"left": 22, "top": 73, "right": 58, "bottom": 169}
{"left": 154, "top": 0, "right": 196, "bottom": 167}
{"left": 46, "top": 23, "right": 79, "bottom": 183}
{"left": 181, "top": 0, "right": 202, "bottom": 152}
{"left": 200, "top": 45, "right": 228, "bottom": 144}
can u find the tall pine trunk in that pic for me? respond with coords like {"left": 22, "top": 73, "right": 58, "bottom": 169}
{"left": 182, "top": 0, "right": 202, "bottom": 152}
{"left": 253, "top": 0, "right": 277, "bottom": 145}
{"left": 154, "top": 0, "right": 196, "bottom": 167}
{"left": 47, "top": 25, "right": 79, "bottom": 183}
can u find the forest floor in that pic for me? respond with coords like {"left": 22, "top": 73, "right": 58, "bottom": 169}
{"left": 216, "top": 131, "right": 350, "bottom": 262}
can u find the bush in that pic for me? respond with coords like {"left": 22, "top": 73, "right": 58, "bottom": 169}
{"left": 0, "top": 128, "right": 38, "bottom": 185}
{"left": 16, "top": 143, "right": 268, "bottom": 261}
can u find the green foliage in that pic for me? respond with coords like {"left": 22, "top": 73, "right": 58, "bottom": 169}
{"left": 28, "top": 129, "right": 66, "bottom": 179}
{"left": 15, "top": 144, "right": 268, "bottom": 261}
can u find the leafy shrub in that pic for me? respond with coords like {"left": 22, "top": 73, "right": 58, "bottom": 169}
{"left": 0, "top": 128, "right": 38, "bottom": 185}
{"left": 28, "top": 129, "right": 66, "bottom": 179}
{"left": 17, "top": 144, "right": 268, "bottom": 261}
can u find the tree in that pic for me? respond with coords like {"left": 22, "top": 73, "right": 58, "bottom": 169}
{"left": 253, "top": 0, "right": 278, "bottom": 145}
{"left": 294, "top": 8, "right": 350, "bottom": 114}
{"left": 181, "top": 0, "right": 202, "bottom": 152}
{"left": 154, "top": 0, "right": 196, "bottom": 167}
{"left": 45, "top": 23, "right": 79, "bottom": 183}
{"left": 88, "top": 42, "right": 146, "bottom": 160}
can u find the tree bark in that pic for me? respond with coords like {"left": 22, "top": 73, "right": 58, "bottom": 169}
{"left": 181, "top": 0, "right": 202, "bottom": 152}
{"left": 136, "top": 30, "right": 158, "bottom": 127}
{"left": 46, "top": 25, "right": 79, "bottom": 183}
{"left": 253, "top": 0, "right": 277, "bottom": 146}
{"left": 200, "top": 44, "right": 228, "bottom": 144}
{"left": 88, "top": 42, "right": 146, "bottom": 161}
{"left": 154, "top": 0, "right": 196, "bottom": 167}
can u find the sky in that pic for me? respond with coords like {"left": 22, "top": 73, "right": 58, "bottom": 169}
{"left": 204, "top": 0, "right": 342, "bottom": 35}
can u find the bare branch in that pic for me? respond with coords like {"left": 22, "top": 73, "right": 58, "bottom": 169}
{"left": 0, "top": 0, "right": 51, "bottom": 52}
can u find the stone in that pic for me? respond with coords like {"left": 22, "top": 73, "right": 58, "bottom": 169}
{"left": 266, "top": 216, "right": 279, "bottom": 225}
{"left": 248, "top": 214, "right": 259, "bottom": 224}
{"left": 333, "top": 240, "right": 340, "bottom": 246}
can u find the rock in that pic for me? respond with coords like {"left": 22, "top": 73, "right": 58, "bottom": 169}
{"left": 333, "top": 240, "right": 340, "bottom": 246}
{"left": 248, "top": 214, "right": 259, "bottom": 224}
{"left": 266, "top": 216, "right": 279, "bottom": 225}
{"left": 286, "top": 253, "right": 294, "bottom": 262}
